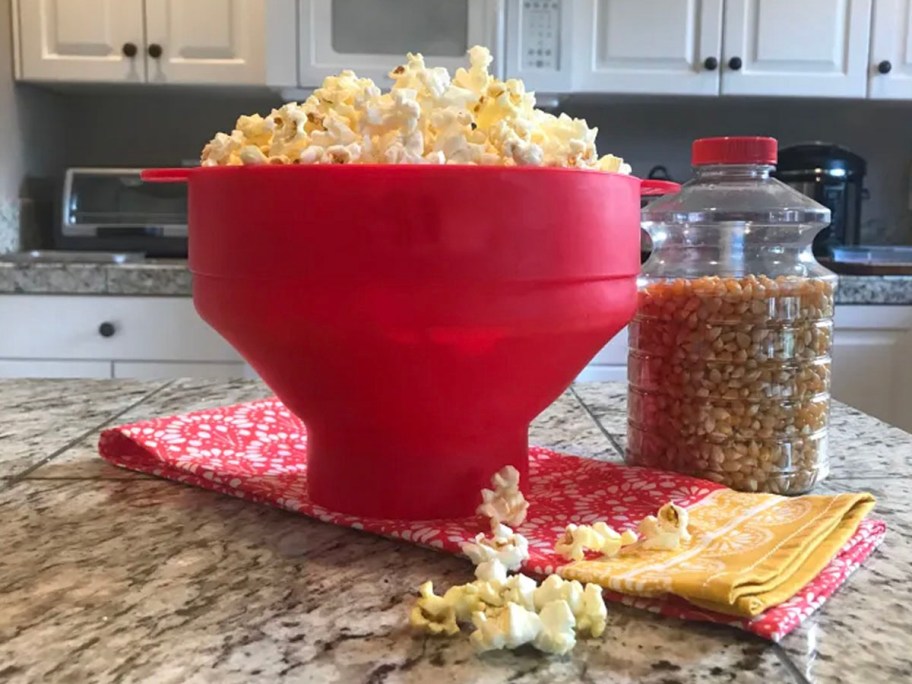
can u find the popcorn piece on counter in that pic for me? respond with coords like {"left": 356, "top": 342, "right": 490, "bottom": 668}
{"left": 442, "top": 583, "right": 485, "bottom": 623}
{"left": 461, "top": 523, "right": 530, "bottom": 571}
{"left": 409, "top": 581, "right": 460, "bottom": 636}
{"left": 533, "top": 574, "right": 584, "bottom": 615}
{"left": 533, "top": 600, "right": 577, "bottom": 655}
{"left": 201, "top": 46, "right": 631, "bottom": 172}
{"left": 477, "top": 465, "right": 529, "bottom": 529}
{"left": 474, "top": 558, "right": 508, "bottom": 585}
{"left": 638, "top": 502, "right": 692, "bottom": 551}
{"left": 501, "top": 573, "right": 538, "bottom": 612}
{"left": 469, "top": 603, "right": 542, "bottom": 653}
{"left": 576, "top": 583, "right": 608, "bottom": 638}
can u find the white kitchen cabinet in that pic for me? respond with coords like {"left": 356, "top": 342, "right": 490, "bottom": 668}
{"left": 868, "top": 0, "right": 912, "bottom": 98}
{"left": 14, "top": 0, "right": 145, "bottom": 82}
{"left": 573, "top": 0, "right": 723, "bottom": 96}
{"left": 297, "top": 0, "right": 503, "bottom": 87}
{"left": 144, "top": 0, "right": 265, "bottom": 85}
{"left": 0, "top": 359, "right": 112, "bottom": 379}
{"left": 721, "top": 0, "right": 873, "bottom": 98}
{"left": 14, "top": 0, "right": 266, "bottom": 85}
{"left": 580, "top": 306, "right": 912, "bottom": 433}
{"left": 831, "top": 305, "right": 912, "bottom": 432}
{"left": 0, "top": 295, "right": 247, "bottom": 380}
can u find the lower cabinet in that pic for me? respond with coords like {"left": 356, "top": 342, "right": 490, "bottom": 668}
{"left": 580, "top": 305, "right": 912, "bottom": 433}
{"left": 0, "top": 295, "right": 247, "bottom": 380}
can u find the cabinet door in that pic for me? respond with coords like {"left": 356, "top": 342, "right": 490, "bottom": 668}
{"left": 831, "top": 306, "right": 912, "bottom": 432}
{"left": 112, "top": 361, "right": 247, "bottom": 380}
{"left": 299, "top": 0, "right": 503, "bottom": 87}
{"left": 0, "top": 359, "right": 112, "bottom": 379}
{"left": 15, "top": 0, "right": 145, "bottom": 82}
{"left": 144, "top": 0, "right": 266, "bottom": 85}
{"left": 869, "top": 0, "right": 912, "bottom": 98}
{"left": 572, "top": 0, "right": 723, "bottom": 95}
{"left": 722, "top": 0, "right": 872, "bottom": 98}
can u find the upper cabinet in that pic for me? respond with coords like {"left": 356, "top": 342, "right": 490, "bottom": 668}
{"left": 144, "top": 0, "right": 265, "bottom": 85}
{"left": 722, "top": 0, "right": 872, "bottom": 98}
{"left": 14, "top": 0, "right": 266, "bottom": 85}
{"left": 869, "top": 0, "right": 912, "bottom": 98}
{"left": 573, "top": 0, "right": 723, "bottom": 96}
{"left": 298, "top": 0, "right": 503, "bottom": 87}
{"left": 15, "top": 0, "right": 145, "bottom": 82}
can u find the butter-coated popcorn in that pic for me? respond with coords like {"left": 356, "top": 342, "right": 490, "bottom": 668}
{"left": 461, "top": 523, "right": 530, "bottom": 571}
{"left": 477, "top": 466, "right": 529, "bottom": 529}
{"left": 501, "top": 573, "right": 538, "bottom": 612}
{"left": 201, "top": 46, "right": 630, "bottom": 172}
{"left": 469, "top": 603, "right": 542, "bottom": 653}
{"left": 474, "top": 558, "right": 508, "bottom": 585}
{"left": 533, "top": 574, "right": 583, "bottom": 614}
{"left": 442, "top": 583, "right": 485, "bottom": 623}
{"left": 409, "top": 581, "right": 460, "bottom": 636}
{"left": 576, "top": 583, "right": 608, "bottom": 638}
{"left": 533, "top": 600, "right": 577, "bottom": 655}
{"left": 639, "top": 502, "right": 692, "bottom": 551}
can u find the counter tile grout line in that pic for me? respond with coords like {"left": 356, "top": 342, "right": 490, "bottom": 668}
{"left": 568, "top": 385, "right": 626, "bottom": 457}
{"left": 1, "top": 379, "right": 177, "bottom": 490}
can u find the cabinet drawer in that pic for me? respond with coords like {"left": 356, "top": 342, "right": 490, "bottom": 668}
{"left": 0, "top": 359, "right": 112, "bottom": 378}
{"left": 0, "top": 296, "right": 241, "bottom": 362}
{"left": 113, "top": 361, "right": 246, "bottom": 380}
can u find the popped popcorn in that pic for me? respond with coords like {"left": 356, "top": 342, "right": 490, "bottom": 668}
{"left": 638, "top": 502, "right": 692, "bottom": 551}
{"left": 533, "top": 600, "right": 577, "bottom": 655}
{"left": 501, "top": 573, "right": 538, "bottom": 612}
{"left": 461, "top": 523, "right": 530, "bottom": 571}
{"left": 409, "top": 581, "right": 459, "bottom": 636}
{"left": 555, "top": 521, "right": 638, "bottom": 561}
{"left": 576, "top": 583, "right": 608, "bottom": 638}
{"left": 442, "top": 583, "right": 485, "bottom": 622}
{"left": 469, "top": 603, "right": 542, "bottom": 653}
{"left": 477, "top": 465, "right": 529, "bottom": 529}
{"left": 474, "top": 558, "right": 508, "bottom": 585}
{"left": 533, "top": 574, "right": 584, "bottom": 614}
{"left": 201, "top": 47, "right": 631, "bottom": 172}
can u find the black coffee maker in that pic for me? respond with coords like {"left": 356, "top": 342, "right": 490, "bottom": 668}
{"left": 774, "top": 143, "right": 867, "bottom": 257}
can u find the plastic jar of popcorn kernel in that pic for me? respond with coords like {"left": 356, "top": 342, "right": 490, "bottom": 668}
{"left": 627, "top": 136, "right": 836, "bottom": 494}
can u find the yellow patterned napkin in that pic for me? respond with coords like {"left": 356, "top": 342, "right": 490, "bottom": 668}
{"left": 558, "top": 488, "right": 876, "bottom": 617}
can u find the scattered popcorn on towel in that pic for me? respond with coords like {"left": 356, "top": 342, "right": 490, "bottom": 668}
{"left": 555, "top": 522, "right": 638, "bottom": 561}
{"left": 461, "top": 523, "right": 530, "bottom": 570}
{"left": 201, "top": 46, "right": 631, "bottom": 172}
{"left": 638, "top": 502, "right": 692, "bottom": 551}
{"left": 477, "top": 465, "right": 529, "bottom": 529}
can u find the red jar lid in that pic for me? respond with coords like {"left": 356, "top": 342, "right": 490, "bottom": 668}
{"left": 692, "top": 136, "right": 778, "bottom": 165}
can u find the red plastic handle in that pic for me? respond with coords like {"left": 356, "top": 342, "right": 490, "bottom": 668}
{"left": 640, "top": 179, "right": 680, "bottom": 197}
{"left": 141, "top": 168, "right": 193, "bottom": 183}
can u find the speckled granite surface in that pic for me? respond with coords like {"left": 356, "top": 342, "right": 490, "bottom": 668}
{"left": 1, "top": 259, "right": 911, "bottom": 303}
{"left": 0, "top": 379, "right": 906, "bottom": 683}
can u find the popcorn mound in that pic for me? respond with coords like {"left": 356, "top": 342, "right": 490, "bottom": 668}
{"left": 201, "top": 46, "right": 631, "bottom": 172}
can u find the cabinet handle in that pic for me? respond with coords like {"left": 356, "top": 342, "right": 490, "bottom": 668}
{"left": 122, "top": 42, "right": 138, "bottom": 58}
{"left": 148, "top": 43, "right": 163, "bottom": 59}
{"left": 878, "top": 60, "right": 892, "bottom": 74}
{"left": 728, "top": 56, "right": 743, "bottom": 71}
{"left": 98, "top": 322, "right": 116, "bottom": 338}
{"left": 703, "top": 56, "right": 719, "bottom": 71}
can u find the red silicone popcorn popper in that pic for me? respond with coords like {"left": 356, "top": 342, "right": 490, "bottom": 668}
{"left": 144, "top": 165, "right": 676, "bottom": 520}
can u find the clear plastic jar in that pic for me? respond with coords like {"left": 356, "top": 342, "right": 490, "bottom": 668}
{"left": 627, "top": 137, "right": 836, "bottom": 494}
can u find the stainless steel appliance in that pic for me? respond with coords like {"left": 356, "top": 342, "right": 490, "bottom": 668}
{"left": 774, "top": 143, "right": 867, "bottom": 258}
{"left": 58, "top": 168, "right": 187, "bottom": 257}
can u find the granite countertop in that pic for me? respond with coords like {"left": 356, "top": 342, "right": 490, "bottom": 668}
{"left": 1, "top": 258, "right": 911, "bottom": 304}
{"left": 0, "top": 379, "right": 909, "bottom": 683}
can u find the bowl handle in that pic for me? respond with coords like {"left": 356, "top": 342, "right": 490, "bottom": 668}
{"left": 141, "top": 168, "right": 193, "bottom": 183}
{"left": 640, "top": 179, "right": 681, "bottom": 197}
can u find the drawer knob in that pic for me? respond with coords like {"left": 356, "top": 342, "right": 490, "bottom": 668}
{"left": 98, "top": 322, "right": 116, "bottom": 338}
{"left": 148, "top": 43, "right": 163, "bottom": 59}
{"left": 703, "top": 56, "right": 718, "bottom": 71}
{"left": 122, "top": 42, "right": 138, "bottom": 58}
{"left": 878, "top": 60, "right": 892, "bottom": 74}
{"left": 728, "top": 56, "right": 743, "bottom": 71}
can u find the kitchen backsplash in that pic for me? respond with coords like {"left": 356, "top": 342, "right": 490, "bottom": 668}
{"left": 5, "top": 86, "right": 912, "bottom": 247}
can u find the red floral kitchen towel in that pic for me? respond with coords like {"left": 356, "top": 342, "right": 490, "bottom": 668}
{"left": 98, "top": 397, "right": 885, "bottom": 641}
